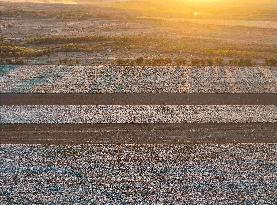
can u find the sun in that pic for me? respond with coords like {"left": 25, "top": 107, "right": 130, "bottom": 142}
{"left": 182, "top": 0, "right": 226, "bottom": 3}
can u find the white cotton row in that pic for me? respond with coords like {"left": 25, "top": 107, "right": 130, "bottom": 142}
{"left": 1, "top": 65, "right": 276, "bottom": 93}
{"left": 1, "top": 144, "right": 276, "bottom": 204}
{"left": 1, "top": 105, "right": 276, "bottom": 123}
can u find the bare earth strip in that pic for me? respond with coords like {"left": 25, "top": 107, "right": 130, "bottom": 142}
{"left": 1, "top": 123, "right": 276, "bottom": 144}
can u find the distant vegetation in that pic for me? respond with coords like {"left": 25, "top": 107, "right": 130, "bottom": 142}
{"left": 0, "top": 45, "right": 52, "bottom": 58}
{"left": 24, "top": 35, "right": 277, "bottom": 60}
{"left": 265, "top": 58, "right": 277, "bottom": 66}
{"left": 0, "top": 58, "right": 25, "bottom": 65}
{"left": 58, "top": 58, "right": 80, "bottom": 65}
{"left": 114, "top": 57, "right": 259, "bottom": 66}
{"left": 26, "top": 36, "right": 112, "bottom": 45}
{"left": 1, "top": 34, "right": 276, "bottom": 66}
{"left": 0, "top": 5, "right": 126, "bottom": 20}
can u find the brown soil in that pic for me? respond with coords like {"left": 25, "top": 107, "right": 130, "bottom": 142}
{"left": 1, "top": 123, "right": 276, "bottom": 144}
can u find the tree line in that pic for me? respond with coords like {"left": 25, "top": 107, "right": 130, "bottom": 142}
{"left": 114, "top": 57, "right": 277, "bottom": 66}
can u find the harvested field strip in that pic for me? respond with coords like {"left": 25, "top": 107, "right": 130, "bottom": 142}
{"left": 1, "top": 123, "right": 276, "bottom": 144}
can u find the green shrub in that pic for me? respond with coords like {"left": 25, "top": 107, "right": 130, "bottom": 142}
{"left": 175, "top": 58, "right": 187, "bottom": 66}
{"left": 135, "top": 57, "right": 144, "bottom": 65}
{"left": 265, "top": 58, "right": 277, "bottom": 66}
{"left": 206, "top": 59, "right": 214, "bottom": 66}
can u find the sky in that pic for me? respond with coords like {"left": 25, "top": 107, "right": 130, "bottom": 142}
{"left": 4, "top": 0, "right": 276, "bottom": 4}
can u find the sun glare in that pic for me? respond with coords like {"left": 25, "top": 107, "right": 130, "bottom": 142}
{"left": 185, "top": 0, "right": 225, "bottom": 2}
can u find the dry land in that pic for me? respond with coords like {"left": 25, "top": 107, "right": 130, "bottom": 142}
{"left": 1, "top": 1, "right": 277, "bottom": 65}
